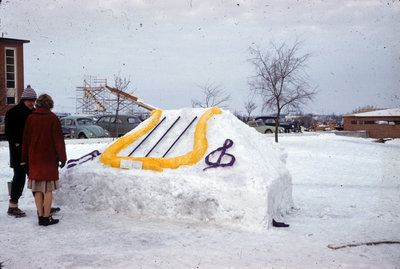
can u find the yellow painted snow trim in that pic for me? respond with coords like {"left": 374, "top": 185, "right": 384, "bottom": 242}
{"left": 99, "top": 107, "right": 222, "bottom": 172}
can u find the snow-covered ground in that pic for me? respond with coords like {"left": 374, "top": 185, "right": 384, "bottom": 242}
{"left": 1, "top": 132, "right": 399, "bottom": 268}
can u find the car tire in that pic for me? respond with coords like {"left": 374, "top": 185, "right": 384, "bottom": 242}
{"left": 78, "top": 133, "right": 87, "bottom": 139}
{"left": 265, "top": 129, "right": 273, "bottom": 134}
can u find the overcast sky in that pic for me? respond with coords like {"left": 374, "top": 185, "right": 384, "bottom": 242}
{"left": 1, "top": 0, "right": 399, "bottom": 115}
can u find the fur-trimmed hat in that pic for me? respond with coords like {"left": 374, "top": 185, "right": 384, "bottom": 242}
{"left": 20, "top": 85, "right": 37, "bottom": 101}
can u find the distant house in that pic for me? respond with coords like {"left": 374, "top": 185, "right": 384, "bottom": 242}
{"left": 343, "top": 108, "right": 400, "bottom": 138}
{"left": 0, "top": 37, "right": 30, "bottom": 118}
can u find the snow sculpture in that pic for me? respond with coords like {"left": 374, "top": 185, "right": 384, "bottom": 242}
{"left": 57, "top": 108, "right": 293, "bottom": 231}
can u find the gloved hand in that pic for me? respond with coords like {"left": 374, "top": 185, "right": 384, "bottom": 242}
{"left": 59, "top": 161, "right": 66, "bottom": 168}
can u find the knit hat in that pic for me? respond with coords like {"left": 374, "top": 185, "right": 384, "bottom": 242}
{"left": 20, "top": 85, "right": 37, "bottom": 101}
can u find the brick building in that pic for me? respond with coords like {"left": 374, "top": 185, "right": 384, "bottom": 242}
{"left": 343, "top": 108, "right": 400, "bottom": 138}
{"left": 0, "top": 37, "right": 30, "bottom": 117}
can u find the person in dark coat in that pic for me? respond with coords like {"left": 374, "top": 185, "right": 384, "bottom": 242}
{"left": 5, "top": 85, "right": 37, "bottom": 217}
{"left": 21, "top": 94, "right": 67, "bottom": 226}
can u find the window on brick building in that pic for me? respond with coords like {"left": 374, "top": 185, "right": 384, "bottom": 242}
{"left": 5, "top": 48, "right": 17, "bottom": 105}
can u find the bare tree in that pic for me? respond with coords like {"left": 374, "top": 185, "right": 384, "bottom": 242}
{"left": 352, "top": 105, "right": 376, "bottom": 114}
{"left": 248, "top": 41, "right": 317, "bottom": 142}
{"left": 233, "top": 110, "right": 247, "bottom": 123}
{"left": 244, "top": 99, "right": 257, "bottom": 122}
{"left": 112, "top": 74, "right": 131, "bottom": 137}
{"left": 191, "top": 80, "right": 231, "bottom": 109}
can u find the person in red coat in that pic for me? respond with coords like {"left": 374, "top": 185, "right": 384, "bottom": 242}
{"left": 21, "top": 94, "right": 67, "bottom": 226}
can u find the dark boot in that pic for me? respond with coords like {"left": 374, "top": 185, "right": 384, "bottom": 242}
{"left": 38, "top": 216, "right": 46, "bottom": 225}
{"left": 272, "top": 219, "right": 289, "bottom": 228}
{"left": 40, "top": 216, "right": 59, "bottom": 226}
{"left": 7, "top": 207, "right": 26, "bottom": 218}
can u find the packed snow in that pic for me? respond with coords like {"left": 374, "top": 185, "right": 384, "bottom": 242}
{"left": 55, "top": 108, "right": 292, "bottom": 231}
{"left": 1, "top": 111, "right": 399, "bottom": 268}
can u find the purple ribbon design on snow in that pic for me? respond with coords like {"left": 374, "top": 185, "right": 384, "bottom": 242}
{"left": 66, "top": 150, "right": 101, "bottom": 169}
{"left": 203, "top": 139, "right": 236, "bottom": 171}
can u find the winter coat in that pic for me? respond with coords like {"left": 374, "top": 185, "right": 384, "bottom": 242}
{"left": 5, "top": 101, "right": 35, "bottom": 168}
{"left": 21, "top": 108, "right": 67, "bottom": 180}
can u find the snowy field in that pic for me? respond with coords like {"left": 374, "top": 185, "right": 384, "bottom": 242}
{"left": 1, "top": 132, "right": 399, "bottom": 268}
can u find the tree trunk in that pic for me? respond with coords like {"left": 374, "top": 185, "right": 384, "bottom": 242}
{"left": 114, "top": 95, "right": 121, "bottom": 138}
{"left": 274, "top": 107, "right": 281, "bottom": 143}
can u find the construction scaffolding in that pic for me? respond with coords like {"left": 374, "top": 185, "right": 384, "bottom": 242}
{"left": 75, "top": 77, "right": 156, "bottom": 116}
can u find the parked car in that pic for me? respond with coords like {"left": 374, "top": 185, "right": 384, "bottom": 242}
{"left": 61, "top": 125, "right": 75, "bottom": 139}
{"left": 247, "top": 120, "right": 284, "bottom": 134}
{"left": 255, "top": 116, "right": 301, "bottom": 133}
{"left": 60, "top": 116, "right": 110, "bottom": 139}
{"left": 96, "top": 114, "right": 142, "bottom": 137}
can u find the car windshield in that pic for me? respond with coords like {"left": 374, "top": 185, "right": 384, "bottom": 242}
{"left": 77, "top": 118, "right": 94, "bottom": 125}
{"left": 255, "top": 120, "right": 264, "bottom": 126}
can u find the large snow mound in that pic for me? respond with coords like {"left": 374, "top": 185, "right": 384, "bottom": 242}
{"left": 55, "top": 108, "right": 293, "bottom": 231}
